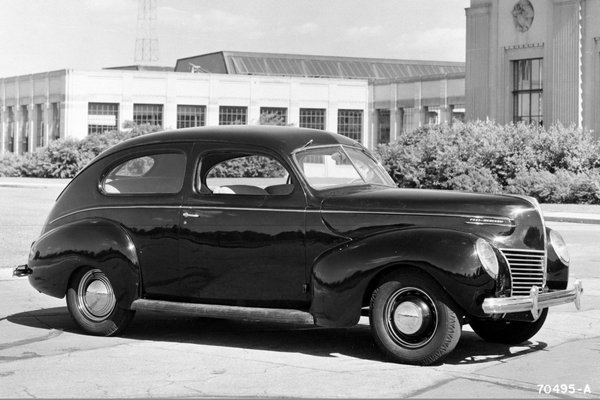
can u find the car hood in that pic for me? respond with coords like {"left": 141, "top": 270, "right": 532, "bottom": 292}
{"left": 319, "top": 186, "right": 540, "bottom": 240}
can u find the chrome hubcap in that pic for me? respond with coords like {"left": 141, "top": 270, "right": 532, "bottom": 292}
{"left": 385, "top": 287, "right": 438, "bottom": 349}
{"left": 77, "top": 269, "right": 116, "bottom": 322}
{"left": 393, "top": 301, "right": 424, "bottom": 335}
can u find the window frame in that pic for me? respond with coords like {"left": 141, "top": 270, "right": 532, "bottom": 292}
{"left": 88, "top": 102, "right": 120, "bottom": 134}
{"left": 133, "top": 103, "right": 164, "bottom": 127}
{"left": 259, "top": 107, "right": 288, "bottom": 126}
{"left": 177, "top": 105, "right": 206, "bottom": 129}
{"left": 337, "top": 109, "right": 363, "bottom": 141}
{"left": 377, "top": 109, "right": 390, "bottom": 144}
{"left": 218, "top": 106, "right": 248, "bottom": 125}
{"left": 100, "top": 150, "right": 187, "bottom": 196}
{"left": 299, "top": 108, "right": 326, "bottom": 130}
{"left": 512, "top": 58, "right": 543, "bottom": 124}
{"left": 195, "top": 149, "right": 297, "bottom": 197}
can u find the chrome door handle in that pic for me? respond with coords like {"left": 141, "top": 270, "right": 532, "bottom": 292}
{"left": 183, "top": 212, "right": 200, "bottom": 218}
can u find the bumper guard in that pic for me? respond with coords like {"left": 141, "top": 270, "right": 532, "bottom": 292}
{"left": 482, "top": 279, "right": 583, "bottom": 319}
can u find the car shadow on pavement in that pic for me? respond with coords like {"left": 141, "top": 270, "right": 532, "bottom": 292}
{"left": 6, "top": 307, "right": 548, "bottom": 366}
{"left": 444, "top": 330, "right": 548, "bottom": 365}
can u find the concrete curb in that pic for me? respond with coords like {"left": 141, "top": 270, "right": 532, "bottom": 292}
{"left": 544, "top": 214, "right": 600, "bottom": 225}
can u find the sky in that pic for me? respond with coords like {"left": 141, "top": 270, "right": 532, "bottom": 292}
{"left": 0, "top": 0, "right": 470, "bottom": 78}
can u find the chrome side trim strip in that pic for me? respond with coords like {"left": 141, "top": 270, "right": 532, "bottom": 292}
{"left": 49, "top": 205, "right": 184, "bottom": 224}
{"left": 51, "top": 204, "right": 513, "bottom": 225}
{"left": 131, "top": 299, "right": 315, "bottom": 325}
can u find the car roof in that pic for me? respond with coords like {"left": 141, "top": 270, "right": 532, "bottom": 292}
{"left": 102, "top": 125, "right": 360, "bottom": 158}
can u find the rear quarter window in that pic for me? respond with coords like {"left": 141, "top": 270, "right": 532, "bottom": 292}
{"left": 102, "top": 152, "right": 186, "bottom": 195}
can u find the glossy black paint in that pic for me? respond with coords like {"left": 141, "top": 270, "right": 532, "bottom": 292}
{"left": 24, "top": 125, "right": 569, "bottom": 328}
{"left": 28, "top": 219, "right": 139, "bottom": 306}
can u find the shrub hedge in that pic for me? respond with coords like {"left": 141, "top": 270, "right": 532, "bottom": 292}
{"left": 0, "top": 124, "right": 161, "bottom": 178}
{"left": 2, "top": 120, "right": 600, "bottom": 203}
{"left": 375, "top": 120, "right": 600, "bottom": 204}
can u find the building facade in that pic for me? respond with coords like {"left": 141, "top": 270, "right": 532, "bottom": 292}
{"left": 0, "top": 52, "right": 466, "bottom": 155}
{"left": 466, "top": 0, "right": 600, "bottom": 139}
{"left": 370, "top": 73, "right": 466, "bottom": 147}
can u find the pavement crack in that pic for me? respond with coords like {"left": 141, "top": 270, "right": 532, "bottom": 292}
{"left": 0, "top": 329, "right": 62, "bottom": 351}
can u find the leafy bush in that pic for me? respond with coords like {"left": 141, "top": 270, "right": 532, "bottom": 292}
{"left": 0, "top": 153, "right": 25, "bottom": 177}
{"left": 507, "top": 169, "right": 600, "bottom": 204}
{"left": 209, "top": 155, "right": 287, "bottom": 178}
{"left": 0, "top": 124, "right": 161, "bottom": 178}
{"left": 376, "top": 120, "right": 600, "bottom": 203}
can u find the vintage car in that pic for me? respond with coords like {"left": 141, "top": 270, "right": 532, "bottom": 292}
{"left": 14, "top": 126, "right": 583, "bottom": 365}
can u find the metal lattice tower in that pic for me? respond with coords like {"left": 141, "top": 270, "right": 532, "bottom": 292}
{"left": 134, "top": 0, "right": 159, "bottom": 63}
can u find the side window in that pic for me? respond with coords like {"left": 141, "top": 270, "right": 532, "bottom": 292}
{"left": 102, "top": 152, "right": 186, "bottom": 195}
{"left": 202, "top": 154, "right": 294, "bottom": 196}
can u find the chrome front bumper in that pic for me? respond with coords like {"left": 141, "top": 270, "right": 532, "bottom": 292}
{"left": 482, "top": 280, "right": 583, "bottom": 319}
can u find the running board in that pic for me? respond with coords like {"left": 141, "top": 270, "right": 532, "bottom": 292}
{"left": 131, "top": 299, "right": 315, "bottom": 325}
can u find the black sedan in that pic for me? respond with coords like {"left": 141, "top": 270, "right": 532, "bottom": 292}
{"left": 14, "top": 125, "right": 583, "bottom": 365}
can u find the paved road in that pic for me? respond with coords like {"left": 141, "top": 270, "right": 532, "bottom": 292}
{"left": 0, "top": 220, "right": 598, "bottom": 399}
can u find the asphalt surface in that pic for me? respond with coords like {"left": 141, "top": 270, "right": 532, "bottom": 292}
{"left": 0, "top": 178, "right": 598, "bottom": 398}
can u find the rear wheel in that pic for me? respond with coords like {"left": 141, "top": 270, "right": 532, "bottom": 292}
{"left": 469, "top": 308, "right": 548, "bottom": 344}
{"left": 66, "top": 267, "right": 134, "bottom": 336}
{"left": 370, "top": 271, "right": 461, "bottom": 365}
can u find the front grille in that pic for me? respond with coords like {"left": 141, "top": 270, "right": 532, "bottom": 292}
{"left": 500, "top": 249, "right": 546, "bottom": 296}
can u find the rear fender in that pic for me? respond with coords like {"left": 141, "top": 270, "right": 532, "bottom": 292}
{"left": 310, "top": 228, "right": 495, "bottom": 327}
{"left": 28, "top": 218, "right": 140, "bottom": 307}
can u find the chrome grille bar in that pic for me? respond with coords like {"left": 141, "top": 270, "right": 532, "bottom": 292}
{"left": 500, "top": 249, "right": 546, "bottom": 296}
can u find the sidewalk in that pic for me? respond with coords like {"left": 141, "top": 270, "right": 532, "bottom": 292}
{"left": 0, "top": 177, "right": 71, "bottom": 188}
{"left": 1, "top": 177, "right": 599, "bottom": 224}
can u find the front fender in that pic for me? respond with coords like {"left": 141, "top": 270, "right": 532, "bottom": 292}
{"left": 309, "top": 228, "right": 496, "bottom": 327}
{"left": 27, "top": 218, "right": 140, "bottom": 308}
{"left": 546, "top": 227, "right": 569, "bottom": 290}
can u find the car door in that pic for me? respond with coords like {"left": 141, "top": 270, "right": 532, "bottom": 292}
{"left": 97, "top": 143, "right": 192, "bottom": 299}
{"left": 178, "top": 144, "right": 308, "bottom": 309}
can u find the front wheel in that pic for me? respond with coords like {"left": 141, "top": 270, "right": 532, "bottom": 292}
{"left": 370, "top": 271, "right": 461, "bottom": 365}
{"left": 469, "top": 308, "right": 548, "bottom": 345}
{"left": 66, "top": 267, "right": 134, "bottom": 336}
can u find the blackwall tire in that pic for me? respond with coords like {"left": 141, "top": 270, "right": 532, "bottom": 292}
{"left": 469, "top": 308, "right": 548, "bottom": 345}
{"left": 369, "top": 271, "right": 461, "bottom": 366}
{"left": 66, "top": 267, "right": 134, "bottom": 336}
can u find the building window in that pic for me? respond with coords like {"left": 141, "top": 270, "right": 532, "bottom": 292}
{"left": 299, "top": 108, "right": 326, "bottom": 130}
{"left": 402, "top": 107, "right": 418, "bottom": 133}
{"left": 451, "top": 105, "right": 465, "bottom": 123}
{"left": 338, "top": 109, "right": 363, "bottom": 141}
{"left": 513, "top": 58, "right": 543, "bottom": 124}
{"left": 427, "top": 106, "right": 440, "bottom": 125}
{"left": 20, "top": 105, "right": 29, "bottom": 153}
{"left": 259, "top": 107, "right": 287, "bottom": 126}
{"left": 177, "top": 105, "right": 206, "bottom": 128}
{"left": 88, "top": 103, "right": 119, "bottom": 134}
{"left": 36, "top": 104, "right": 45, "bottom": 148}
{"left": 6, "top": 107, "right": 15, "bottom": 152}
{"left": 377, "top": 109, "right": 390, "bottom": 144}
{"left": 133, "top": 104, "right": 163, "bottom": 127}
{"left": 51, "top": 103, "right": 60, "bottom": 140}
{"left": 219, "top": 106, "right": 247, "bottom": 125}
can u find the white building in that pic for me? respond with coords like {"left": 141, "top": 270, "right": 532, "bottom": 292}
{"left": 0, "top": 52, "right": 465, "bottom": 154}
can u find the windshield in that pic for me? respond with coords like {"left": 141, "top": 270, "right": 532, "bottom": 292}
{"left": 293, "top": 145, "right": 396, "bottom": 190}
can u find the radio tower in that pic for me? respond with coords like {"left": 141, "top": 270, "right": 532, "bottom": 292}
{"left": 134, "top": 0, "right": 159, "bottom": 63}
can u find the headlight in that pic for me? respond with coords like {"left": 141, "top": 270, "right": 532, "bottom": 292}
{"left": 549, "top": 229, "right": 570, "bottom": 265}
{"left": 476, "top": 239, "right": 499, "bottom": 279}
